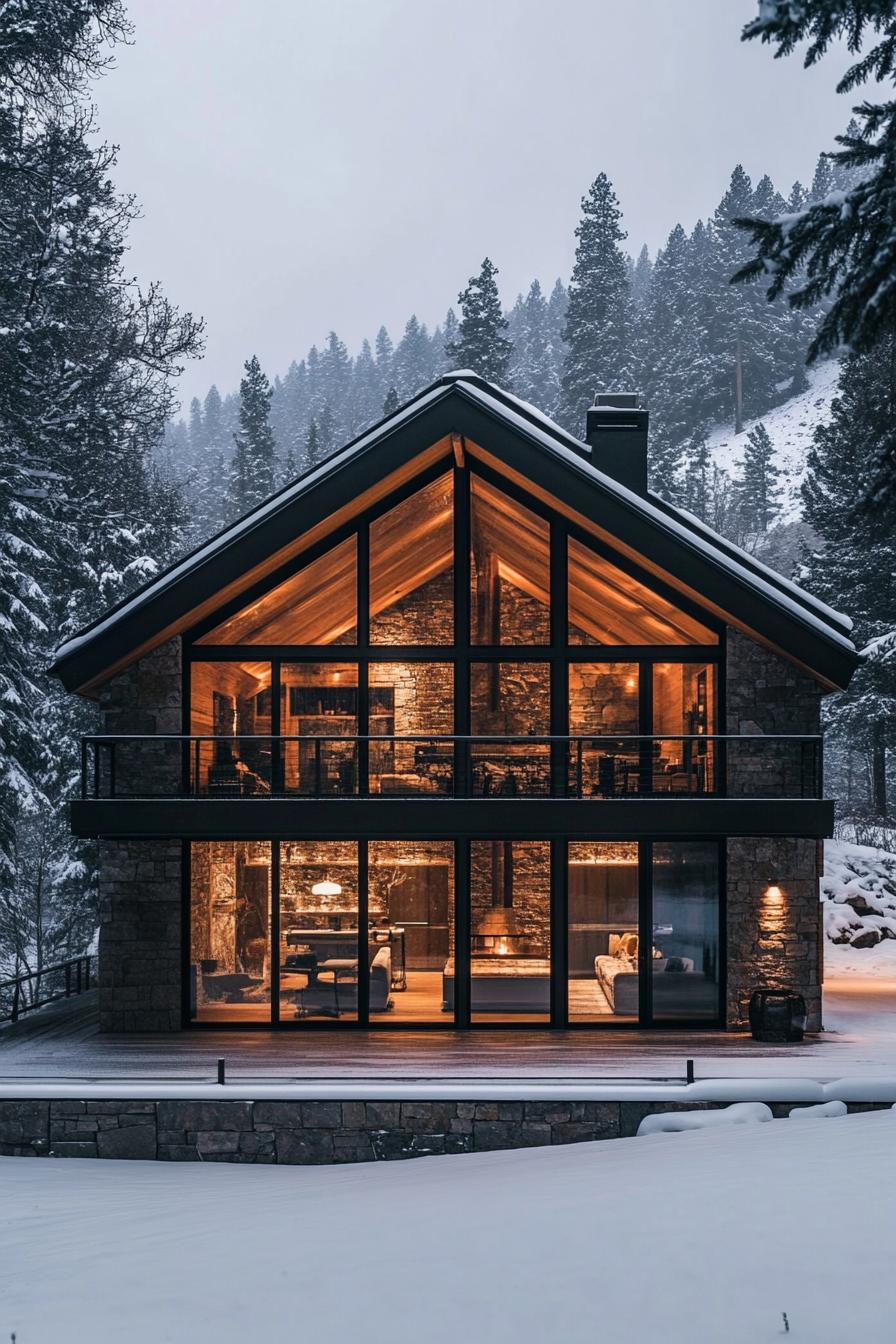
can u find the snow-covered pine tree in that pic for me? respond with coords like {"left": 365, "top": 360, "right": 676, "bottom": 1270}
{"left": 508, "top": 280, "right": 561, "bottom": 414}
{"left": 0, "top": 0, "right": 201, "bottom": 983}
{"left": 445, "top": 257, "right": 513, "bottom": 384}
{"left": 353, "top": 338, "right": 382, "bottom": 431}
{"left": 439, "top": 309, "right": 459, "bottom": 372}
{"left": 681, "top": 427, "right": 713, "bottom": 524}
{"left": 738, "top": 5, "right": 896, "bottom": 388}
{"left": 306, "top": 418, "right": 322, "bottom": 467}
{"left": 382, "top": 387, "right": 399, "bottom": 417}
{"left": 227, "top": 356, "right": 276, "bottom": 518}
{"left": 630, "top": 245, "right": 653, "bottom": 310}
{"left": 393, "top": 315, "right": 435, "bottom": 399}
{"left": 639, "top": 223, "right": 709, "bottom": 500}
{"left": 374, "top": 326, "right": 394, "bottom": 393}
{"left": 320, "top": 331, "right": 352, "bottom": 440}
{"left": 560, "top": 173, "right": 631, "bottom": 434}
{"left": 799, "top": 340, "right": 896, "bottom": 816}
{"left": 738, "top": 422, "right": 781, "bottom": 533}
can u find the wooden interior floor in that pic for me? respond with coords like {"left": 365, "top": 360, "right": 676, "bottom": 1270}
{"left": 0, "top": 985, "right": 878, "bottom": 1082}
{"left": 195, "top": 972, "right": 613, "bottom": 1027}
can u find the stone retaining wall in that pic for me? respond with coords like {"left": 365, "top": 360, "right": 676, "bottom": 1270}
{"left": 0, "top": 1097, "right": 886, "bottom": 1165}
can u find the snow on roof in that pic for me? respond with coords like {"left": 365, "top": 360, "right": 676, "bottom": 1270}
{"left": 52, "top": 371, "right": 856, "bottom": 671}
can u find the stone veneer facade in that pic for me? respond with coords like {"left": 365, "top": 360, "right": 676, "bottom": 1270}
{"left": 91, "top": 625, "right": 827, "bottom": 1033}
{"left": 724, "top": 629, "right": 824, "bottom": 1031}
{"left": 95, "top": 638, "right": 183, "bottom": 1032}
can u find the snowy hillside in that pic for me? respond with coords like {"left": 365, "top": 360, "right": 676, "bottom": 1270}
{"left": 707, "top": 360, "right": 841, "bottom": 524}
{"left": 823, "top": 838, "right": 896, "bottom": 979}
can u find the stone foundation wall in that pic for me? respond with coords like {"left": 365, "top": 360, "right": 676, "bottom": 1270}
{"left": 2, "top": 1096, "right": 885, "bottom": 1164}
{"left": 725, "top": 630, "right": 825, "bottom": 1031}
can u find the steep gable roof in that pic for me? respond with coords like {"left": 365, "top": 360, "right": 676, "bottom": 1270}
{"left": 50, "top": 372, "right": 858, "bottom": 694}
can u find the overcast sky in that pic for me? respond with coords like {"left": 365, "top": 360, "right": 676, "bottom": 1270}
{"left": 94, "top": 0, "right": 864, "bottom": 411}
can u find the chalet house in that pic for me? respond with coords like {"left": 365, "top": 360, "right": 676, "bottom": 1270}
{"left": 51, "top": 374, "right": 859, "bottom": 1034}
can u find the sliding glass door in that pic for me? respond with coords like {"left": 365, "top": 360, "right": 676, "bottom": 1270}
{"left": 189, "top": 837, "right": 721, "bottom": 1028}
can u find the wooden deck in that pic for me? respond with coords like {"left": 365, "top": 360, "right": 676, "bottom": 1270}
{"left": 1, "top": 982, "right": 891, "bottom": 1083}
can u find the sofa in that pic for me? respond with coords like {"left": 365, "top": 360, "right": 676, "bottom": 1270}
{"left": 442, "top": 958, "right": 551, "bottom": 1013}
{"left": 292, "top": 945, "right": 392, "bottom": 1017}
{"left": 595, "top": 932, "right": 716, "bottom": 1017}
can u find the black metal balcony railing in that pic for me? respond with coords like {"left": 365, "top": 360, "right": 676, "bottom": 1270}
{"left": 0, "top": 955, "right": 92, "bottom": 1024}
{"left": 80, "top": 734, "right": 824, "bottom": 801}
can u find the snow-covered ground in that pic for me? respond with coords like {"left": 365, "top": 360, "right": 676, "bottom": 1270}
{"left": 823, "top": 838, "right": 896, "bottom": 978}
{"left": 707, "top": 360, "right": 840, "bottom": 524}
{"left": 2, "top": 1110, "right": 894, "bottom": 1344}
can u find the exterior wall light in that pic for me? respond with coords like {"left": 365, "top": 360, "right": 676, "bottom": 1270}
{"left": 764, "top": 882, "right": 783, "bottom": 904}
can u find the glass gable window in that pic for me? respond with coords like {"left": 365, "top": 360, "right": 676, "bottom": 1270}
{"left": 470, "top": 477, "right": 550, "bottom": 644}
{"left": 198, "top": 536, "right": 357, "bottom": 646}
{"left": 369, "top": 662, "right": 454, "bottom": 796}
{"left": 470, "top": 661, "right": 550, "bottom": 795}
{"left": 568, "top": 536, "right": 717, "bottom": 645}
{"left": 652, "top": 662, "right": 716, "bottom": 794}
{"left": 369, "top": 473, "right": 453, "bottom": 643}
{"left": 189, "top": 660, "right": 273, "bottom": 795}
{"left": 280, "top": 662, "right": 358, "bottom": 795}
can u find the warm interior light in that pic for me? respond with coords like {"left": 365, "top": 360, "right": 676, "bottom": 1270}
{"left": 765, "top": 883, "right": 783, "bottom": 904}
{"left": 625, "top": 677, "right": 636, "bottom": 691}
{"left": 311, "top": 880, "right": 343, "bottom": 898}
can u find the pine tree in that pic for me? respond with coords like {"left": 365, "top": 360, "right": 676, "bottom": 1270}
{"left": 739, "top": 422, "right": 781, "bottom": 532}
{"left": 227, "top": 356, "right": 276, "bottom": 517}
{"left": 445, "top": 257, "right": 513, "bottom": 384}
{"left": 630, "top": 244, "right": 653, "bottom": 309}
{"left": 305, "top": 417, "right": 322, "bottom": 467}
{"left": 560, "top": 173, "right": 631, "bottom": 434}
{"left": 738, "top": 4, "right": 896, "bottom": 376}
{"left": 681, "top": 428, "right": 713, "bottom": 523}
{"left": 508, "top": 280, "right": 560, "bottom": 413}
{"left": 799, "top": 339, "right": 896, "bottom": 815}
{"left": 0, "top": 1, "right": 201, "bottom": 979}
{"left": 393, "top": 315, "right": 435, "bottom": 398}
{"left": 439, "top": 309, "right": 459, "bottom": 372}
{"left": 382, "top": 387, "right": 399, "bottom": 416}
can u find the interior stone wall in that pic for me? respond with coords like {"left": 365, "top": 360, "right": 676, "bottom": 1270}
{"left": 95, "top": 637, "right": 184, "bottom": 1031}
{"left": 469, "top": 841, "right": 551, "bottom": 956}
{"left": 725, "top": 630, "right": 825, "bottom": 1030}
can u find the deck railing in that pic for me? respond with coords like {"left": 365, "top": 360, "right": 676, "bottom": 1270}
{"left": 80, "top": 734, "right": 823, "bottom": 800}
{"left": 0, "top": 955, "right": 92, "bottom": 1024}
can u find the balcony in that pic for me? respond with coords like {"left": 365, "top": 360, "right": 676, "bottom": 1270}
{"left": 69, "top": 732, "right": 833, "bottom": 842}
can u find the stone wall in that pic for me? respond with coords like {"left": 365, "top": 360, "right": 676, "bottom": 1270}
{"left": 725, "top": 631, "right": 825, "bottom": 1031}
{"left": 95, "top": 636, "right": 184, "bottom": 1031}
{"left": 1, "top": 1095, "right": 887, "bottom": 1163}
{"left": 98, "top": 838, "right": 183, "bottom": 1032}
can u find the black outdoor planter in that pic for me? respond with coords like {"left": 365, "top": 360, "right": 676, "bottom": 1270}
{"left": 749, "top": 989, "right": 807, "bottom": 1043}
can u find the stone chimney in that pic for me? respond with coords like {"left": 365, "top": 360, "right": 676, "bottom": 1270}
{"left": 585, "top": 392, "right": 648, "bottom": 494}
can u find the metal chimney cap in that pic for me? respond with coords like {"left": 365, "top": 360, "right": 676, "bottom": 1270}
{"left": 592, "top": 391, "right": 643, "bottom": 409}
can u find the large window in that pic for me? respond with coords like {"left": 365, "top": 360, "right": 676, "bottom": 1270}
{"left": 368, "top": 841, "right": 454, "bottom": 1022}
{"left": 470, "top": 661, "right": 551, "bottom": 794}
{"left": 466, "top": 841, "right": 551, "bottom": 1022}
{"left": 568, "top": 842, "right": 639, "bottom": 1023}
{"left": 651, "top": 842, "right": 720, "bottom": 1021}
{"left": 279, "top": 841, "right": 359, "bottom": 1022}
{"left": 190, "top": 841, "right": 272, "bottom": 1022}
{"left": 280, "top": 662, "right": 358, "bottom": 795}
{"left": 189, "top": 661, "right": 273, "bottom": 795}
{"left": 568, "top": 537, "right": 717, "bottom": 645}
{"left": 368, "top": 662, "right": 454, "bottom": 795}
{"left": 369, "top": 473, "right": 453, "bottom": 643}
{"left": 187, "top": 838, "right": 722, "bottom": 1027}
{"left": 198, "top": 537, "right": 357, "bottom": 646}
{"left": 652, "top": 663, "right": 716, "bottom": 794}
{"left": 470, "top": 477, "right": 550, "bottom": 644}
